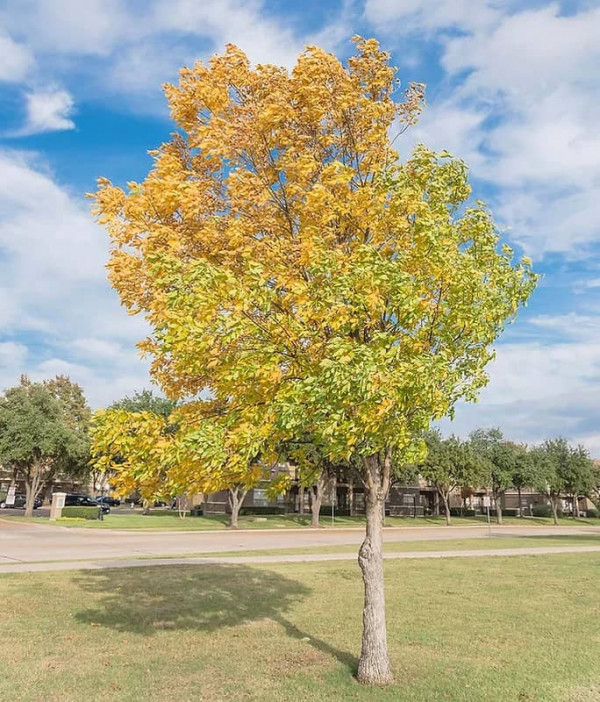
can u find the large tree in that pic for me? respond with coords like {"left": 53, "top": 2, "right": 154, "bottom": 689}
{"left": 109, "top": 389, "right": 177, "bottom": 418}
{"left": 92, "top": 40, "right": 535, "bottom": 684}
{"left": 419, "top": 431, "right": 488, "bottom": 525}
{"left": 0, "top": 376, "right": 90, "bottom": 517}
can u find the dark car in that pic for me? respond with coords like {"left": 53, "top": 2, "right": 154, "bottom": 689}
{"left": 63, "top": 493, "right": 110, "bottom": 514}
{"left": 96, "top": 495, "right": 121, "bottom": 507}
{"left": 0, "top": 493, "right": 43, "bottom": 509}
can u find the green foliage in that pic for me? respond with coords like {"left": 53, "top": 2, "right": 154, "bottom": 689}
{"left": 109, "top": 390, "right": 177, "bottom": 419}
{"left": 61, "top": 506, "right": 99, "bottom": 520}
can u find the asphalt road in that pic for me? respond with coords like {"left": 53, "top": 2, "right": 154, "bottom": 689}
{"left": 1, "top": 520, "right": 599, "bottom": 567}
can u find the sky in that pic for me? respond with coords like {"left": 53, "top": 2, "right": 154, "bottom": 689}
{"left": 0, "top": 0, "right": 599, "bottom": 453}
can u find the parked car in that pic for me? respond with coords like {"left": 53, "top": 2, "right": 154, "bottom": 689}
{"left": 0, "top": 493, "right": 43, "bottom": 509}
{"left": 62, "top": 493, "right": 110, "bottom": 514}
{"left": 96, "top": 495, "right": 121, "bottom": 507}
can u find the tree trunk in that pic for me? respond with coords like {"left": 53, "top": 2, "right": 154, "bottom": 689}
{"left": 357, "top": 452, "right": 394, "bottom": 685}
{"left": 574, "top": 495, "right": 580, "bottom": 518}
{"left": 517, "top": 486, "right": 523, "bottom": 517}
{"left": 348, "top": 482, "right": 354, "bottom": 517}
{"left": 142, "top": 499, "right": 150, "bottom": 515}
{"left": 309, "top": 474, "right": 325, "bottom": 528}
{"left": 298, "top": 485, "right": 305, "bottom": 515}
{"left": 441, "top": 492, "right": 451, "bottom": 526}
{"left": 24, "top": 461, "right": 43, "bottom": 518}
{"left": 227, "top": 486, "right": 248, "bottom": 529}
{"left": 494, "top": 493, "right": 503, "bottom": 525}
{"left": 550, "top": 496, "right": 559, "bottom": 526}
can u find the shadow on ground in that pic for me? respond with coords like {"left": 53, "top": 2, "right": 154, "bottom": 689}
{"left": 74, "top": 563, "right": 357, "bottom": 673}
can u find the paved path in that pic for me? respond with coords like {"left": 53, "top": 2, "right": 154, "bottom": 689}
{"left": 1, "top": 544, "right": 599, "bottom": 574}
{"left": 1, "top": 519, "right": 598, "bottom": 569}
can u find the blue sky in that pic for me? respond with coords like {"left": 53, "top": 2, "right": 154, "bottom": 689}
{"left": 0, "top": 0, "right": 599, "bottom": 453}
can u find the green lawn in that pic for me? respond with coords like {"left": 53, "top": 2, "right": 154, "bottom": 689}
{"left": 1, "top": 553, "right": 598, "bottom": 701}
{"left": 4, "top": 510, "right": 600, "bottom": 531}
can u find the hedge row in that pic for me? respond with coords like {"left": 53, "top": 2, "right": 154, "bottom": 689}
{"left": 61, "top": 506, "right": 99, "bottom": 520}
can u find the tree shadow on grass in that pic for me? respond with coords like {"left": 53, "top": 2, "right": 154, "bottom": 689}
{"left": 74, "top": 564, "right": 357, "bottom": 674}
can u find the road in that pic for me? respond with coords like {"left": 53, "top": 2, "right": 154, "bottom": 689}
{"left": 1, "top": 519, "right": 598, "bottom": 568}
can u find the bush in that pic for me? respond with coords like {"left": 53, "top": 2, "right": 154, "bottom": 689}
{"left": 585, "top": 508, "right": 598, "bottom": 518}
{"left": 502, "top": 508, "right": 519, "bottom": 517}
{"left": 60, "top": 506, "right": 99, "bottom": 520}
{"left": 531, "top": 504, "right": 552, "bottom": 518}
{"left": 449, "top": 508, "right": 476, "bottom": 517}
{"left": 239, "top": 506, "right": 286, "bottom": 516}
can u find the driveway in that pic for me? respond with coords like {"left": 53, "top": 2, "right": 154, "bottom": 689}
{"left": 1, "top": 519, "right": 599, "bottom": 566}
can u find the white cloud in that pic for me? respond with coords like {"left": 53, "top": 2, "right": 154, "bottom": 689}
{"left": 0, "top": 32, "right": 34, "bottom": 82}
{"left": 0, "top": 149, "right": 152, "bottom": 407}
{"left": 16, "top": 87, "right": 75, "bottom": 136}
{"left": 364, "top": 0, "right": 499, "bottom": 34}
{"left": 379, "top": 2, "right": 600, "bottom": 258}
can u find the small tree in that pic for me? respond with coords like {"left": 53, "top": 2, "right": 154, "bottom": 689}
{"left": 531, "top": 440, "right": 566, "bottom": 525}
{"left": 509, "top": 443, "right": 534, "bottom": 517}
{"left": 110, "top": 389, "right": 177, "bottom": 418}
{"left": 558, "top": 443, "right": 594, "bottom": 518}
{"left": 469, "top": 428, "right": 516, "bottom": 524}
{"left": 420, "top": 431, "right": 488, "bottom": 525}
{"left": 591, "top": 461, "right": 600, "bottom": 509}
{"left": 0, "top": 377, "right": 89, "bottom": 517}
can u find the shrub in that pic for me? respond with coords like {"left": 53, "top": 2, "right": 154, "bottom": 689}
{"left": 239, "top": 506, "right": 286, "bottom": 516}
{"left": 502, "top": 508, "right": 519, "bottom": 517}
{"left": 60, "top": 506, "right": 99, "bottom": 520}
{"left": 585, "top": 508, "right": 598, "bottom": 518}
{"left": 531, "top": 504, "right": 552, "bottom": 518}
{"left": 449, "top": 508, "right": 477, "bottom": 517}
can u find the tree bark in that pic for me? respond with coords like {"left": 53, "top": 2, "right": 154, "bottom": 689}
{"left": 348, "top": 482, "right": 354, "bottom": 517}
{"left": 227, "top": 486, "right": 248, "bottom": 529}
{"left": 24, "top": 461, "right": 43, "bottom": 518}
{"left": 441, "top": 491, "right": 451, "bottom": 526}
{"left": 298, "top": 485, "right": 305, "bottom": 515}
{"left": 494, "top": 492, "right": 503, "bottom": 525}
{"left": 574, "top": 495, "right": 580, "bottom": 518}
{"left": 517, "top": 486, "right": 523, "bottom": 517}
{"left": 142, "top": 499, "right": 150, "bottom": 515}
{"left": 309, "top": 473, "right": 325, "bottom": 528}
{"left": 357, "top": 451, "right": 394, "bottom": 685}
{"left": 550, "top": 495, "right": 559, "bottom": 526}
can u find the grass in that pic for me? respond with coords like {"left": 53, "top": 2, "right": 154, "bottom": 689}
{"left": 3, "top": 510, "right": 600, "bottom": 531}
{"left": 0, "top": 553, "right": 599, "bottom": 701}
{"left": 152, "top": 533, "right": 600, "bottom": 559}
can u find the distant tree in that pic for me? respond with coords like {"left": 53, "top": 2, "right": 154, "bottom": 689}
{"left": 0, "top": 376, "right": 90, "bottom": 517}
{"left": 109, "top": 389, "right": 177, "bottom": 418}
{"left": 419, "top": 431, "right": 488, "bottom": 525}
{"left": 530, "top": 440, "right": 567, "bottom": 525}
{"left": 469, "top": 428, "right": 517, "bottom": 524}
{"left": 591, "top": 462, "right": 600, "bottom": 509}
{"left": 560, "top": 443, "right": 594, "bottom": 518}
{"left": 508, "top": 443, "right": 534, "bottom": 517}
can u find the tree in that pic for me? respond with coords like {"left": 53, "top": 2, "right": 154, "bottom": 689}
{"left": 0, "top": 376, "right": 89, "bottom": 517}
{"left": 419, "top": 431, "right": 488, "bottom": 525}
{"left": 530, "top": 440, "right": 567, "bottom": 525}
{"left": 507, "top": 443, "right": 533, "bottom": 517}
{"left": 109, "top": 389, "right": 177, "bottom": 418}
{"left": 469, "top": 428, "right": 517, "bottom": 524}
{"left": 558, "top": 443, "right": 594, "bottom": 518}
{"left": 591, "top": 461, "right": 600, "bottom": 509}
{"left": 92, "top": 39, "right": 536, "bottom": 684}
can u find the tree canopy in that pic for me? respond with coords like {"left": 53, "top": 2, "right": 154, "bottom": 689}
{"left": 0, "top": 376, "right": 90, "bottom": 516}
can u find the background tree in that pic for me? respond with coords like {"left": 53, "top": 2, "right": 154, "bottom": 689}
{"left": 93, "top": 39, "right": 535, "bottom": 684}
{"left": 419, "top": 431, "right": 488, "bottom": 525}
{"left": 469, "top": 428, "right": 516, "bottom": 524}
{"left": 591, "top": 461, "right": 600, "bottom": 509}
{"left": 0, "top": 376, "right": 89, "bottom": 517}
{"left": 507, "top": 442, "right": 533, "bottom": 517}
{"left": 530, "top": 439, "right": 567, "bottom": 525}
{"left": 558, "top": 442, "right": 594, "bottom": 518}
{"left": 109, "top": 389, "right": 177, "bottom": 418}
